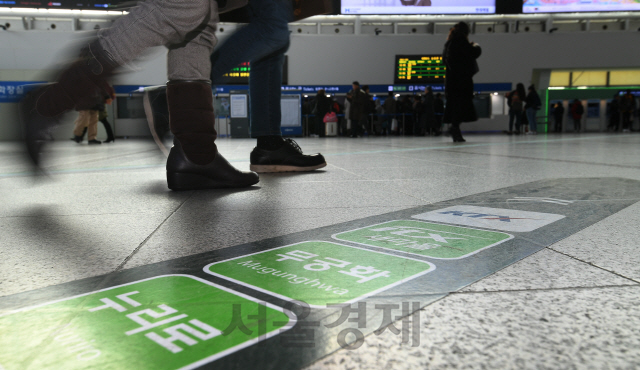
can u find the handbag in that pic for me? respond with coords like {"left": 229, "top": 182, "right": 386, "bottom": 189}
{"left": 323, "top": 112, "right": 338, "bottom": 123}
{"left": 391, "top": 118, "right": 398, "bottom": 131}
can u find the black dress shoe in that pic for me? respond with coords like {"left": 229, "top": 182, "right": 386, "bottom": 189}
{"left": 104, "top": 137, "right": 115, "bottom": 143}
{"left": 166, "top": 140, "right": 259, "bottom": 190}
{"left": 88, "top": 139, "right": 102, "bottom": 144}
{"left": 71, "top": 135, "right": 83, "bottom": 143}
{"left": 249, "top": 138, "right": 326, "bottom": 173}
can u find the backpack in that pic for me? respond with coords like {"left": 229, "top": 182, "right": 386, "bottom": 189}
{"left": 511, "top": 93, "right": 523, "bottom": 111}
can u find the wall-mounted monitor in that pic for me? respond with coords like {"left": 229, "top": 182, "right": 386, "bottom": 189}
{"left": 394, "top": 55, "right": 446, "bottom": 84}
{"left": 523, "top": 0, "right": 640, "bottom": 13}
{"left": 342, "top": 0, "right": 495, "bottom": 15}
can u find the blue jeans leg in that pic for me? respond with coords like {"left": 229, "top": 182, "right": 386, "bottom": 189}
{"left": 508, "top": 110, "right": 515, "bottom": 132}
{"left": 527, "top": 108, "right": 537, "bottom": 133}
{"left": 209, "top": 0, "right": 292, "bottom": 137}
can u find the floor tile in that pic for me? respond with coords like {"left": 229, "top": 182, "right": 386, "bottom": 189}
{"left": 461, "top": 248, "right": 637, "bottom": 292}
{"left": 305, "top": 286, "right": 640, "bottom": 370}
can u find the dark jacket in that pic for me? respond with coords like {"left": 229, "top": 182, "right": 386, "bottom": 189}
{"left": 571, "top": 102, "right": 584, "bottom": 120}
{"left": 75, "top": 86, "right": 102, "bottom": 111}
{"left": 383, "top": 96, "right": 396, "bottom": 115}
{"left": 525, "top": 90, "right": 542, "bottom": 110}
{"left": 553, "top": 105, "right": 565, "bottom": 121}
{"left": 347, "top": 88, "right": 368, "bottom": 121}
{"left": 442, "top": 36, "right": 482, "bottom": 123}
{"left": 314, "top": 93, "right": 332, "bottom": 118}
{"left": 434, "top": 96, "right": 445, "bottom": 115}
{"left": 423, "top": 91, "right": 435, "bottom": 119}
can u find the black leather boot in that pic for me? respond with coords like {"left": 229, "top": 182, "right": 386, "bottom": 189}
{"left": 166, "top": 81, "right": 258, "bottom": 190}
{"left": 250, "top": 137, "right": 326, "bottom": 173}
{"left": 167, "top": 140, "right": 259, "bottom": 190}
{"left": 20, "top": 40, "right": 118, "bottom": 168}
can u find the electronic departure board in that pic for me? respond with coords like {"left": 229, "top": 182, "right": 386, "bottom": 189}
{"left": 342, "top": 0, "right": 495, "bottom": 15}
{"left": 394, "top": 55, "right": 445, "bottom": 84}
{"left": 524, "top": 0, "right": 640, "bottom": 13}
{"left": 0, "top": 1, "right": 131, "bottom": 10}
{"left": 218, "top": 62, "right": 251, "bottom": 85}
{"left": 216, "top": 57, "right": 288, "bottom": 85}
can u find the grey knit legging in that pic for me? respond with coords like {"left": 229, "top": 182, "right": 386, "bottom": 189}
{"left": 98, "top": 0, "right": 219, "bottom": 81}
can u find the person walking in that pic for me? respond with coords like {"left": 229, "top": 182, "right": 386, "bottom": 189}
{"left": 525, "top": 84, "right": 542, "bottom": 135}
{"left": 70, "top": 109, "right": 101, "bottom": 145}
{"left": 620, "top": 91, "right": 636, "bottom": 132}
{"left": 505, "top": 83, "right": 526, "bottom": 135}
{"left": 21, "top": 0, "right": 262, "bottom": 190}
{"left": 442, "top": 22, "right": 481, "bottom": 143}
{"left": 607, "top": 95, "right": 620, "bottom": 132}
{"left": 553, "top": 102, "right": 565, "bottom": 133}
{"left": 347, "top": 81, "right": 367, "bottom": 138}
{"left": 206, "top": 0, "right": 327, "bottom": 172}
{"left": 414, "top": 95, "right": 427, "bottom": 136}
{"left": 75, "top": 91, "right": 116, "bottom": 143}
{"left": 382, "top": 92, "right": 396, "bottom": 136}
{"left": 70, "top": 85, "right": 102, "bottom": 145}
{"left": 570, "top": 99, "right": 584, "bottom": 133}
{"left": 98, "top": 93, "right": 116, "bottom": 143}
{"left": 423, "top": 87, "right": 437, "bottom": 136}
{"left": 433, "top": 93, "right": 444, "bottom": 136}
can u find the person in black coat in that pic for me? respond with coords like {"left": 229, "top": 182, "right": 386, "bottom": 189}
{"left": 423, "top": 86, "right": 437, "bottom": 136}
{"left": 607, "top": 94, "right": 621, "bottom": 132}
{"left": 347, "top": 81, "right": 368, "bottom": 137}
{"left": 433, "top": 93, "right": 444, "bottom": 136}
{"left": 553, "top": 102, "right": 565, "bottom": 133}
{"left": 442, "top": 21, "right": 481, "bottom": 143}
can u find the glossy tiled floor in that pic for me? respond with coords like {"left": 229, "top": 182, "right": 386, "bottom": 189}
{"left": 1, "top": 132, "right": 640, "bottom": 369}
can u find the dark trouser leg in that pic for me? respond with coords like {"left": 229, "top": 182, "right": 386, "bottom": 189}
{"left": 451, "top": 121, "right": 464, "bottom": 142}
{"left": 167, "top": 81, "right": 217, "bottom": 165}
{"left": 101, "top": 118, "right": 115, "bottom": 141}
{"left": 316, "top": 116, "right": 325, "bottom": 137}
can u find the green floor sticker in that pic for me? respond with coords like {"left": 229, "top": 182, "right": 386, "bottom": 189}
{"left": 333, "top": 220, "right": 513, "bottom": 259}
{"left": 204, "top": 241, "right": 434, "bottom": 308}
{"left": 0, "top": 275, "right": 293, "bottom": 370}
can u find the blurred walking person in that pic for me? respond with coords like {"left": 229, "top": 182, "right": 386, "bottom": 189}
{"left": 443, "top": 22, "right": 481, "bottom": 143}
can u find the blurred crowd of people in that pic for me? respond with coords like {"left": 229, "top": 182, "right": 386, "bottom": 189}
{"left": 303, "top": 84, "right": 447, "bottom": 138}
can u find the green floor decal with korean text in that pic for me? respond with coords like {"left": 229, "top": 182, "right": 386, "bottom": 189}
{"left": 2, "top": 178, "right": 640, "bottom": 370}
{"left": 0, "top": 275, "right": 293, "bottom": 370}
{"left": 204, "top": 241, "right": 434, "bottom": 308}
{"left": 333, "top": 220, "right": 513, "bottom": 259}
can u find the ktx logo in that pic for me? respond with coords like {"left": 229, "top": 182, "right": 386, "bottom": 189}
{"left": 438, "top": 211, "right": 534, "bottom": 223}
{"left": 412, "top": 205, "right": 565, "bottom": 232}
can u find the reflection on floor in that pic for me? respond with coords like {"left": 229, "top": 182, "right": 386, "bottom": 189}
{"left": 1, "top": 133, "right": 639, "bottom": 369}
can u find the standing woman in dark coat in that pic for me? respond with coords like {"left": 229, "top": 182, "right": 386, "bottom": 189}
{"left": 443, "top": 22, "right": 481, "bottom": 143}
